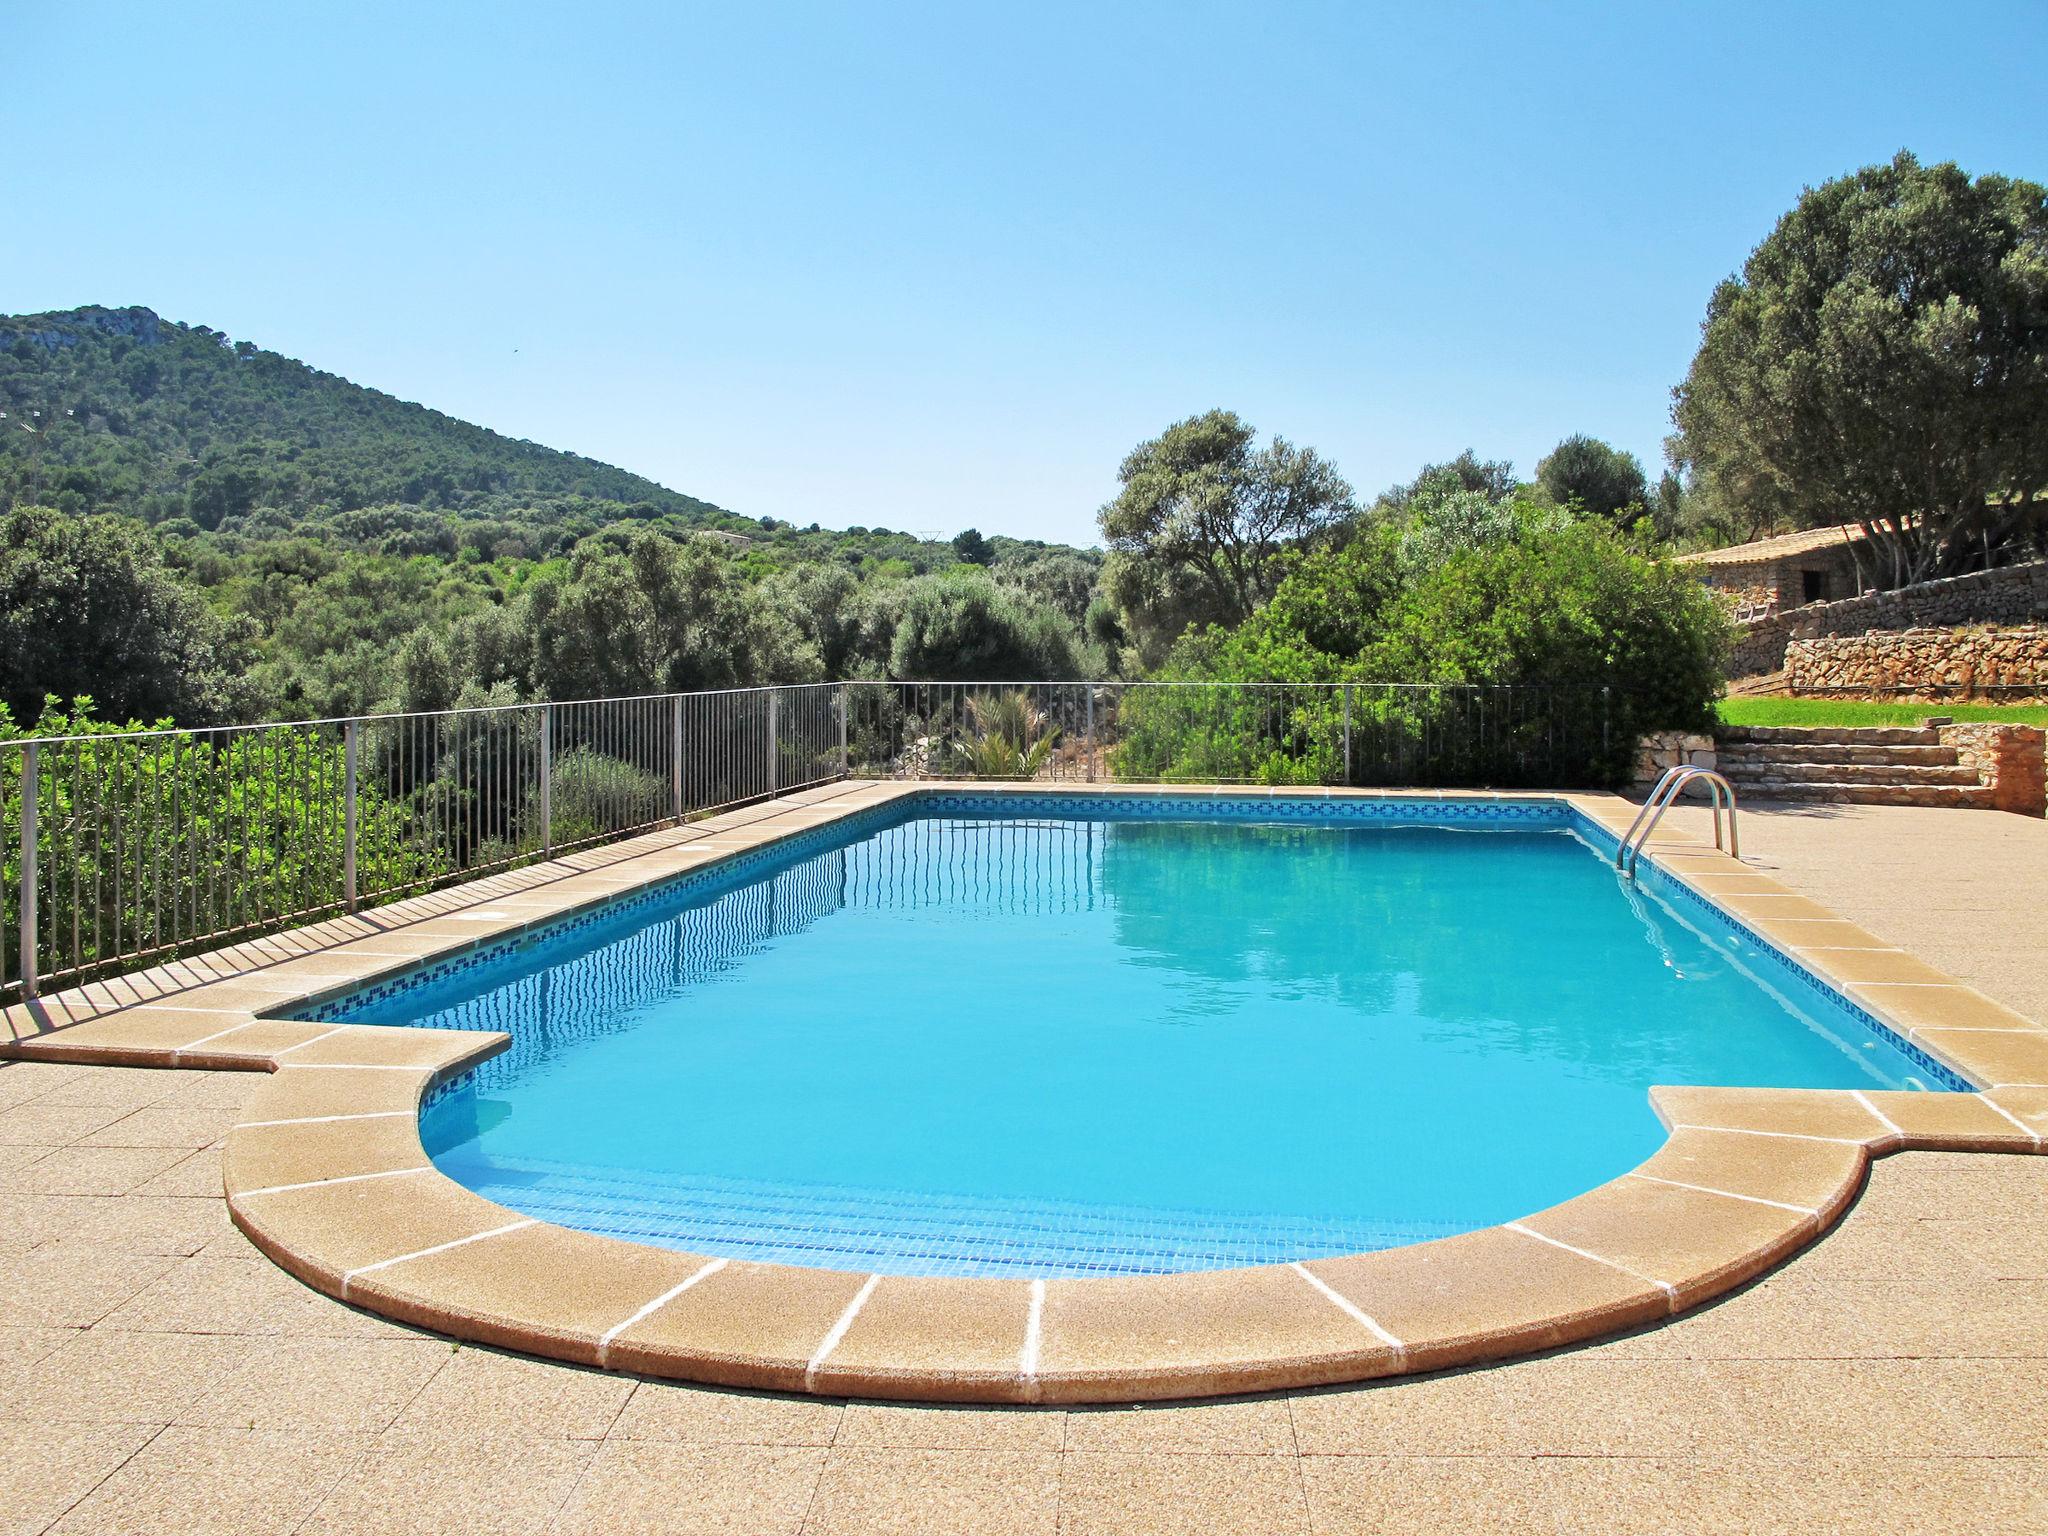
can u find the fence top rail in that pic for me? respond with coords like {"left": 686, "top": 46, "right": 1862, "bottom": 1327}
{"left": 0, "top": 681, "right": 853, "bottom": 751}
{"left": 855, "top": 680, "right": 1619, "bottom": 693}
{"left": 0, "top": 679, "right": 1622, "bottom": 753}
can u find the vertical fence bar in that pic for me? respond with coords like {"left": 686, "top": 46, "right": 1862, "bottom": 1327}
{"left": 837, "top": 685, "right": 850, "bottom": 778}
{"left": 767, "top": 690, "right": 781, "bottom": 797}
{"left": 539, "top": 703, "right": 555, "bottom": 856}
{"left": 18, "top": 743, "right": 38, "bottom": 997}
{"left": 1084, "top": 687, "right": 1096, "bottom": 783}
{"left": 1341, "top": 685, "right": 1353, "bottom": 788}
{"left": 342, "top": 722, "right": 359, "bottom": 912}
{"left": 671, "top": 694, "right": 684, "bottom": 821}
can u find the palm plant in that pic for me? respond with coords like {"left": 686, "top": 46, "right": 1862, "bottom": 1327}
{"left": 960, "top": 690, "right": 1062, "bottom": 779}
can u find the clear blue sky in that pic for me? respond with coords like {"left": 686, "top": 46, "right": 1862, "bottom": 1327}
{"left": 5, "top": 2, "right": 2044, "bottom": 546}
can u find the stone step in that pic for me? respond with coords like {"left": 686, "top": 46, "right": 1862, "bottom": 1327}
{"left": 1717, "top": 725, "right": 1943, "bottom": 746}
{"left": 1720, "top": 760, "right": 1981, "bottom": 787}
{"left": 1715, "top": 741, "right": 1960, "bottom": 767}
{"left": 1730, "top": 781, "right": 1997, "bottom": 809}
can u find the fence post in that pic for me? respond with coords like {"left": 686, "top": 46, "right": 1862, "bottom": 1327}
{"left": 342, "top": 723, "right": 359, "bottom": 912}
{"left": 1341, "top": 686, "right": 1353, "bottom": 787}
{"left": 670, "top": 695, "right": 684, "bottom": 821}
{"left": 1601, "top": 686, "right": 1611, "bottom": 766}
{"left": 767, "top": 691, "right": 781, "bottom": 796}
{"left": 1085, "top": 688, "right": 1096, "bottom": 783}
{"left": 837, "top": 685, "right": 849, "bottom": 778}
{"left": 18, "top": 743, "right": 37, "bottom": 998}
{"left": 540, "top": 704, "right": 555, "bottom": 856}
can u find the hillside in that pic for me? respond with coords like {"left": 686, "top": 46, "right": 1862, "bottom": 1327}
{"left": 0, "top": 306, "right": 1104, "bottom": 725}
{"left": 0, "top": 305, "right": 744, "bottom": 540}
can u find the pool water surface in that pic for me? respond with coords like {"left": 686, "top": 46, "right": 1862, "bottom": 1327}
{"left": 306, "top": 798, "right": 1946, "bottom": 1276}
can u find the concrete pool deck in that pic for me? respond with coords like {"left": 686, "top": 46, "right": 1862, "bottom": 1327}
{"left": 3, "top": 783, "right": 2047, "bottom": 1413}
{"left": 1, "top": 792, "right": 2046, "bottom": 1527}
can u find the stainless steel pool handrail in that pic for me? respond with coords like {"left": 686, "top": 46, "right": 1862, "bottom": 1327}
{"left": 1617, "top": 765, "right": 1741, "bottom": 878}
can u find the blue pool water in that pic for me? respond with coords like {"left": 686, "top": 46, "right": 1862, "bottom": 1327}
{"left": 306, "top": 795, "right": 1953, "bottom": 1276}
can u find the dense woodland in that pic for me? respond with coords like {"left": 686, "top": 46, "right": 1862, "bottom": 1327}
{"left": 0, "top": 305, "right": 1687, "bottom": 736}
{"left": 0, "top": 305, "right": 1101, "bottom": 725}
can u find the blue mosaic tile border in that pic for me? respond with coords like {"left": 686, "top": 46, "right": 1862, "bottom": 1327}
{"left": 1564, "top": 810, "right": 1975, "bottom": 1092}
{"left": 913, "top": 789, "right": 1572, "bottom": 827}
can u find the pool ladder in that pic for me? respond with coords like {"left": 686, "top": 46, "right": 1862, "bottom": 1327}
{"left": 1617, "top": 766, "right": 1741, "bottom": 878}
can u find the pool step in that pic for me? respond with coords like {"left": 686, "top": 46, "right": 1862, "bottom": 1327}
{"left": 1712, "top": 724, "right": 1992, "bottom": 808}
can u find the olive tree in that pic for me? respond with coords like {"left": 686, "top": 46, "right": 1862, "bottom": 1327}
{"left": 1671, "top": 153, "right": 2048, "bottom": 581}
{"left": 1098, "top": 410, "right": 1355, "bottom": 643}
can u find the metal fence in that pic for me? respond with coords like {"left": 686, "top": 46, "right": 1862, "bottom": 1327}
{"left": 2, "top": 684, "right": 846, "bottom": 1000}
{"left": 841, "top": 681, "right": 1617, "bottom": 791}
{"left": 3, "top": 679, "right": 1619, "bottom": 1000}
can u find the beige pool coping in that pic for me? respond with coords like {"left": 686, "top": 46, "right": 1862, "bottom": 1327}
{"left": 4, "top": 778, "right": 2044, "bottom": 1405}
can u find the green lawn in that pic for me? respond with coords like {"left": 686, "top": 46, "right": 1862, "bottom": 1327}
{"left": 1717, "top": 697, "right": 2048, "bottom": 729}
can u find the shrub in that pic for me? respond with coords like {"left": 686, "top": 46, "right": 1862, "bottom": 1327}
{"left": 1113, "top": 515, "right": 1728, "bottom": 786}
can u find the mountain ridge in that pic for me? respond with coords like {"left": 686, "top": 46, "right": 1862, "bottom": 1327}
{"left": 0, "top": 303, "right": 741, "bottom": 533}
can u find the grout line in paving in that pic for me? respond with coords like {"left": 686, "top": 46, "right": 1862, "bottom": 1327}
{"left": 1978, "top": 1097, "right": 2045, "bottom": 1146}
{"left": 340, "top": 1218, "right": 537, "bottom": 1298}
{"left": 1505, "top": 1221, "right": 1678, "bottom": 1303}
{"left": 1289, "top": 1263, "right": 1404, "bottom": 1354}
{"left": 805, "top": 1274, "right": 880, "bottom": 1390}
{"left": 1851, "top": 1091, "right": 1904, "bottom": 1141}
{"left": 237, "top": 1166, "right": 434, "bottom": 1198}
{"left": 1624, "top": 1172, "right": 1819, "bottom": 1216}
{"left": 1671, "top": 1122, "right": 1869, "bottom": 1146}
{"left": 595, "top": 1257, "right": 728, "bottom": 1368}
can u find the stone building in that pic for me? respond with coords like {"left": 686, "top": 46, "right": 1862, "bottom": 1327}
{"left": 1674, "top": 524, "right": 1875, "bottom": 615}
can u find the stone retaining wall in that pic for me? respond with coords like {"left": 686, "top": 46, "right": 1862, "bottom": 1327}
{"left": 1632, "top": 731, "right": 1717, "bottom": 792}
{"left": 1940, "top": 723, "right": 2047, "bottom": 816}
{"left": 1786, "top": 625, "right": 2048, "bottom": 697}
{"left": 1728, "top": 559, "right": 2048, "bottom": 678}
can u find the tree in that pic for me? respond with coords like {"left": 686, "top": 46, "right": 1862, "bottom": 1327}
{"left": 950, "top": 527, "right": 994, "bottom": 566}
{"left": 1376, "top": 450, "right": 1517, "bottom": 513}
{"left": 0, "top": 506, "right": 242, "bottom": 726}
{"left": 525, "top": 531, "right": 820, "bottom": 700}
{"left": 1536, "top": 435, "right": 1647, "bottom": 523}
{"left": 1671, "top": 152, "right": 2048, "bottom": 581}
{"left": 1098, "top": 410, "right": 1355, "bottom": 638}
{"left": 997, "top": 552, "right": 1099, "bottom": 623}
{"left": 887, "top": 567, "right": 1089, "bottom": 681}
{"left": 1115, "top": 513, "right": 1727, "bottom": 786}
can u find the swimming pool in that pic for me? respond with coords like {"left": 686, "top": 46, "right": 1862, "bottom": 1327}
{"left": 299, "top": 792, "right": 1954, "bottom": 1278}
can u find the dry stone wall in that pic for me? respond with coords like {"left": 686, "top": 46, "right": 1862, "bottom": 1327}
{"left": 1940, "top": 723, "right": 2047, "bottom": 816}
{"left": 1727, "top": 559, "right": 2048, "bottom": 678}
{"left": 1631, "top": 732, "right": 1717, "bottom": 792}
{"left": 1786, "top": 625, "right": 2047, "bottom": 698}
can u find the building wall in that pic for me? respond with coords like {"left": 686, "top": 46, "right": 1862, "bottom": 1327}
{"left": 1694, "top": 542, "right": 1869, "bottom": 611}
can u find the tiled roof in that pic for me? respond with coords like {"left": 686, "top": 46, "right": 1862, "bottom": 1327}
{"left": 1674, "top": 523, "right": 1867, "bottom": 568}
